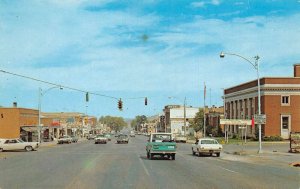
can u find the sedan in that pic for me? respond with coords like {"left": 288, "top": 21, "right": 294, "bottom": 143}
{"left": 57, "top": 136, "right": 73, "bottom": 144}
{"left": 192, "top": 138, "right": 222, "bottom": 157}
{"left": 0, "top": 138, "right": 39, "bottom": 152}
{"left": 117, "top": 135, "right": 129, "bottom": 144}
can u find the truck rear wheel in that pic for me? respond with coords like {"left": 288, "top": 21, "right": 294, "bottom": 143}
{"left": 171, "top": 154, "right": 175, "bottom": 160}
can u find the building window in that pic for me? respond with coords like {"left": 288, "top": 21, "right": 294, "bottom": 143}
{"left": 281, "top": 116, "right": 290, "bottom": 130}
{"left": 281, "top": 96, "right": 290, "bottom": 106}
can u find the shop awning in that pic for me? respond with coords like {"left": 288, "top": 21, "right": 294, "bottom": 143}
{"left": 21, "top": 126, "right": 38, "bottom": 132}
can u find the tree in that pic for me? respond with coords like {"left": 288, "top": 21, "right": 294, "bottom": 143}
{"left": 131, "top": 115, "right": 147, "bottom": 131}
{"left": 99, "top": 116, "right": 127, "bottom": 132}
{"left": 190, "top": 108, "right": 204, "bottom": 132}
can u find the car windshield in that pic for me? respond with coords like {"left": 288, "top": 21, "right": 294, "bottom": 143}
{"left": 201, "top": 140, "right": 218, "bottom": 144}
{"left": 17, "top": 139, "right": 24, "bottom": 143}
{"left": 152, "top": 134, "right": 172, "bottom": 142}
{"left": 97, "top": 135, "right": 105, "bottom": 137}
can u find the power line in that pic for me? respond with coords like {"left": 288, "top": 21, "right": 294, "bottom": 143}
{"left": 0, "top": 69, "right": 119, "bottom": 100}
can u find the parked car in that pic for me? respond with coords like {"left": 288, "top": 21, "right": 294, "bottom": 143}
{"left": 0, "top": 138, "right": 39, "bottom": 152}
{"left": 71, "top": 136, "right": 79, "bottom": 143}
{"left": 146, "top": 133, "right": 177, "bottom": 160}
{"left": 174, "top": 135, "right": 187, "bottom": 143}
{"left": 94, "top": 134, "right": 108, "bottom": 144}
{"left": 192, "top": 138, "right": 222, "bottom": 157}
{"left": 117, "top": 135, "right": 129, "bottom": 144}
{"left": 130, "top": 133, "right": 135, "bottom": 137}
{"left": 104, "top": 134, "right": 112, "bottom": 141}
{"left": 57, "top": 135, "right": 72, "bottom": 144}
{"left": 87, "top": 134, "right": 96, "bottom": 140}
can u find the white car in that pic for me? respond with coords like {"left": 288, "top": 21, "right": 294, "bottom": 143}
{"left": 94, "top": 134, "right": 108, "bottom": 144}
{"left": 57, "top": 135, "right": 73, "bottom": 144}
{"left": 0, "top": 138, "right": 39, "bottom": 152}
{"left": 174, "top": 135, "right": 187, "bottom": 143}
{"left": 192, "top": 138, "right": 222, "bottom": 157}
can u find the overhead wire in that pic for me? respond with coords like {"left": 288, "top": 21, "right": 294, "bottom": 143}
{"left": 0, "top": 69, "right": 119, "bottom": 100}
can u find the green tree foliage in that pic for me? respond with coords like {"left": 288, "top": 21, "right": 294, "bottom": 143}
{"left": 131, "top": 115, "right": 147, "bottom": 131}
{"left": 99, "top": 116, "right": 127, "bottom": 132}
{"left": 190, "top": 108, "right": 204, "bottom": 132}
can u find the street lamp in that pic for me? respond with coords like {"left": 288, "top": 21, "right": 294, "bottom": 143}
{"left": 38, "top": 86, "right": 63, "bottom": 143}
{"left": 168, "top": 96, "right": 187, "bottom": 136}
{"left": 220, "top": 51, "right": 262, "bottom": 153}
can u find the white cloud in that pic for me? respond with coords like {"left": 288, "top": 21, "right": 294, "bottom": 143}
{"left": 191, "top": 2, "right": 205, "bottom": 8}
{"left": 191, "top": 0, "right": 221, "bottom": 8}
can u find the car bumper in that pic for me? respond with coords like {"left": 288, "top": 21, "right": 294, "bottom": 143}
{"left": 199, "top": 149, "right": 222, "bottom": 153}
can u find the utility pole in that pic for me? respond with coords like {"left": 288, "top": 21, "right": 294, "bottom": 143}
{"left": 203, "top": 83, "right": 206, "bottom": 137}
{"left": 183, "top": 97, "right": 186, "bottom": 136}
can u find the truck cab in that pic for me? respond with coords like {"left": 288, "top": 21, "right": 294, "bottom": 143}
{"left": 146, "top": 133, "right": 177, "bottom": 160}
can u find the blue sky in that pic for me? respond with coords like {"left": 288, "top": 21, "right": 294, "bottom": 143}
{"left": 1, "top": 0, "right": 300, "bottom": 118}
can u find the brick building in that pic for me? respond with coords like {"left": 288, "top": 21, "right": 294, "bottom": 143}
{"left": 0, "top": 107, "right": 39, "bottom": 140}
{"left": 0, "top": 106, "right": 96, "bottom": 141}
{"left": 224, "top": 64, "right": 300, "bottom": 139}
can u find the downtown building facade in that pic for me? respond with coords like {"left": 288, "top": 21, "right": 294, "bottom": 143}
{"left": 163, "top": 105, "right": 199, "bottom": 136}
{"left": 224, "top": 64, "right": 300, "bottom": 139}
{"left": 0, "top": 105, "right": 96, "bottom": 141}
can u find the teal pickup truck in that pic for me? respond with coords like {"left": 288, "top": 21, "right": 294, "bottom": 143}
{"left": 146, "top": 133, "right": 177, "bottom": 160}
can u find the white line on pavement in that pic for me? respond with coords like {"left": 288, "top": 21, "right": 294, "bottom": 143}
{"left": 138, "top": 154, "right": 150, "bottom": 176}
{"left": 219, "top": 167, "right": 239, "bottom": 174}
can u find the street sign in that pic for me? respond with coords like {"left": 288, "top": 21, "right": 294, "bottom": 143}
{"left": 220, "top": 119, "right": 252, "bottom": 125}
{"left": 254, "top": 114, "right": 266, "bottom": 124}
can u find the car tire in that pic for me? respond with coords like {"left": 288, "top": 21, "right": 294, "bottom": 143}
{"left": 198, "top": 152, "right": 201, "bottom": 157}
{"left": 171, "top": 154, "right": 175, "bottom": 160}
{"left": 25, "top": 146, "right": 33, "bottom": 152}
{"left": 150, "top": 153, "right": 154, "bottom": 160}
{"left": 216, "top": 152, "right": 220, "bottom": 157}
{"left": 192, "top": 148, "right": 196, "bottom": 156}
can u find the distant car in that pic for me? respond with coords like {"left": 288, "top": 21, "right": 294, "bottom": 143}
{"left": 94, "top": 134, "right": 108, "bottom": 144}
{"left": 71, "top": 136, "right": 78, "bottom": 143}
{"left": 174, "top": 135, "right": 187, "bottom": 143}
{"left": 130, "top": 133, "right": 135, "bottom": 137}
{"left": 117, "top": 135, "right": 129, "bottom": 144}
{"left": 104, "top": 134, "right": 112, "bottom": 141}
{"left": 57, "top": 136, "right": 72, "bottom": 144}
{"left": 192, "top": 138, "right": 222, "bottom": 157}
{"left": 87, "top": 134, "right": 96, "bottom": 140}
{"left": 0, "top": 138, "right": 39, "bottom": 152}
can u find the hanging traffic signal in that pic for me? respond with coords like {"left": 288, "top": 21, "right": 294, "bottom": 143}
{"left": 86, "top": 92, "right": 89, "bottom": 102}
{"left": 118, "top": 98, "right": 123, "bottom": 111}
{"left": 145, "top": 97, "right": 148, "bottom": 106}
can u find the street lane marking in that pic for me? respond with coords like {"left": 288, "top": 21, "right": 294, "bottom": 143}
{"left": 137, "top": 154, "right": 150, "bottom": 176}
{"left": 219, "top": 167, "right": 239, "bottom": 174}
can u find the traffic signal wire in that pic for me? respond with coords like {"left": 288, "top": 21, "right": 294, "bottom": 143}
{"left": 0, "top": 69, "right": 119, "bottom": 100}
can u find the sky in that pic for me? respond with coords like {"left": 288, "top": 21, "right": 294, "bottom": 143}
{"left": 1, "top": 0, "right": 300, "bottom": 119}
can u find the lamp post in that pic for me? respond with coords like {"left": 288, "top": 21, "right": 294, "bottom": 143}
{"left": 220, "top": 52, "right": 262, "bottom": 153}
{"left": 38, "top": 86, "right": 63, "bottom": 143}
{"left": 168, "top": 96, "right": 187, "bottom": 136}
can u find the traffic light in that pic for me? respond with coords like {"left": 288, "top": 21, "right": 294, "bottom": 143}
{"left": 86, "top": 92, "right": 89, "bottom": 102}
{"left": 118, "top": 98, "right": 123, "bottom": 111}
{"left": 145, "top": 97, "right": 148, "bottom": 106}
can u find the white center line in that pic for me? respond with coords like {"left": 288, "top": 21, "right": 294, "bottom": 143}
{"left": 220, "top": 167, "right": 239, "bottom": 174}
{"left": 138, "top": 154, "right": 150, "bottom": 176}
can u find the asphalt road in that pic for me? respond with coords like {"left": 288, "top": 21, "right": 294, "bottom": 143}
{"left": 0, "top": 135, "right": 299, "bottom": 189}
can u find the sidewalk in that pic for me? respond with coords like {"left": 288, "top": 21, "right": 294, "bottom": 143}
{"left": 39, "top": 137, "right": 87, "bottom": 148}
